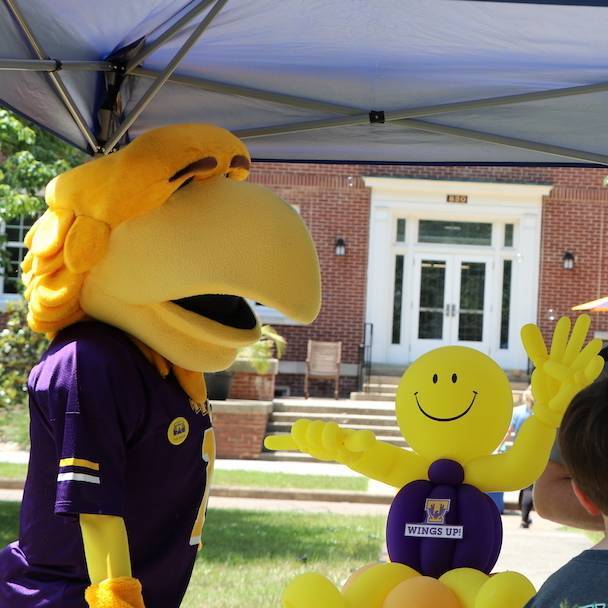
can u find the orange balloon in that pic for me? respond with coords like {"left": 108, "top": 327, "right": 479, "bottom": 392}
{"left": 383, "top": 576, "right": 462, "bottom": 608}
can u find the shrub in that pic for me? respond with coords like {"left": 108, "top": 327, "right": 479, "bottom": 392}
{"left": 0, "top": 300, "right": 48, "bottom": 409}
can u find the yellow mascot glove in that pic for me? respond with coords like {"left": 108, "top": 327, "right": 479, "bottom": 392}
{"left": 85, "top": 577, "right": 145, "bottom": 608}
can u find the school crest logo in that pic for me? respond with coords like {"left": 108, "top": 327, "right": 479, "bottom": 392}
{"left": 168, "top": 417, "right": 190, "bottom": 446}
{"left": 424, "top": 498, "right": 451, "bottom": 524}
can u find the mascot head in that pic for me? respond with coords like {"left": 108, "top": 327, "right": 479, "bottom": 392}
{"left": 21, "top": 124, "right": 321, "bottom": 372}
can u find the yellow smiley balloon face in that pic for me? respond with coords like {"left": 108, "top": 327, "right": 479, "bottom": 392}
{"left": 396, "top": 346, "right": 513, "bottom": 463}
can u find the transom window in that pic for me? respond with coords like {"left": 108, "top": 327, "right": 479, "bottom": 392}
{"left": 418, "top": 220, "right": 492, "bottom": 246}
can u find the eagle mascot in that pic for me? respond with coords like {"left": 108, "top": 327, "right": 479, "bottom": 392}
{"left": 0, "top": 124, "right": 321, "bottom": 608}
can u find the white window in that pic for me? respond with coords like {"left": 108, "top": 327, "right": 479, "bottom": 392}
{"left": 1, "top": 215, "right": 37, "bottom": 304}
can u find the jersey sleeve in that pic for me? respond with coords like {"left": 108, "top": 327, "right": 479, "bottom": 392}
{"left": 42, "top": 334, "right": 145, "bottom": 518}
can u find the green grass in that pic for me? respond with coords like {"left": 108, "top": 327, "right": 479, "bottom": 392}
{"left": 0, "top": 463, "right": 368, "bottom": 493}
{"left": 0, "top": 407, "right": 30, "bottom": 449}
{"left": 0, "top": 462, "right": 27, "bottom": 479}
{"left": 0, "top": 501, "right": 20, "bottom": 548}
{"left": 561, "top": 525, "right": 605, "bottom": 544}
{"left": 182, "top": 509, "right": 384, "bottom": 607}
{"left": 0, "top": 502, "right": 384, "bottom": 608}
{"left": 212, "top": 470, "right": 368, "bottom": 492}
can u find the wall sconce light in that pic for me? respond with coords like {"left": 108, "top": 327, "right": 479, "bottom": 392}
{"left": 335, "top": 237, "right": 346, "bottom": 256}
{"left": 562, "top": 251, "right": 575, "bottom": 270}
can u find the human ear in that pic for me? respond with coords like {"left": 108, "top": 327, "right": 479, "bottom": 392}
{"left": 571, "top": 480, "right": 602, "bottom": 516}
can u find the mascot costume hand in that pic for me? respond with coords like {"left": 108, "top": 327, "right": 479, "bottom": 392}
{"left": 0, "top": 124, "right": 321, "bottom": 608}
{"left": 267, "top": 315, "right": 602, "bottom": 608}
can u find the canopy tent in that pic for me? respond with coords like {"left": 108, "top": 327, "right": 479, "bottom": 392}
{"left": 573, "top": 296, "right": 608, "bottom": 312}
{"left": 2, "top": 0, "right": 608, "bottom": 163}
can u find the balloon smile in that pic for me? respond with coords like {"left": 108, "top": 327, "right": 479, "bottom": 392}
{"left": 414, "top": 391, "right": 478, "bottom": 422}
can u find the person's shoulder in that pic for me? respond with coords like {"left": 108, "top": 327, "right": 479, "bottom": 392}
{"left": 526, "top": 551, "right": 608, "bottom": 607}
{"left": 34, "top": 321, "right": 140, "bottom": 381}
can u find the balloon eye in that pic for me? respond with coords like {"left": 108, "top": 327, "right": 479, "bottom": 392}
{"left": 451, "top": 373, "right": 458, "bottom": 383}
{"left": 432, "top": 374, "right": 438, "bottom": 384}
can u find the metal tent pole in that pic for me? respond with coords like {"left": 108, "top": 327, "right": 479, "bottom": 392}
{"left": 103, "top": 0, "right": 228, "bottom": 153}
{"left": 3, "top": 0, "right": 100, "bottom": 152}
{"left": 134, "top": 66, "right": 608, "bottom": 163}
{"left": 124, "top": 0, "right": 216, "bottom": 74}
{"left": 134, "top": 69, "right": 608, "bottom": 121}
{"left": 0, "top": 59, "right": 114, "bottom": 72}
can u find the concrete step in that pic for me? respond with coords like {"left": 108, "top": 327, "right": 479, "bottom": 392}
{"left": 350, "top": 391, "right": 396, "bottom": 401}
{"left": 272, "top": 399, "right": 395, "bottom": 417}
{"left": 268, "top": 421, "right": 403, "bottom": 437}
{"left": 362, "top": 384, "right": 399, "bottom": 394}
{"left": 270, "top": 411, "right": 398, "bottom": 426}
{"left": 369, "top": 375, "right": 403, "bottom": 385}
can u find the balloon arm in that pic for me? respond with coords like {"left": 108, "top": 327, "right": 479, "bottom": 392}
{"left": 348, "top": 441, "right": 429, "bottom": 489}
{"left": 264, "top": 434, "right": 297, "bottom": 451}
{"left": 465, "top": 416, "right": 556, "bottom": 492}
{"left": 80, "top": 514, "right": 133, "bottom": 584}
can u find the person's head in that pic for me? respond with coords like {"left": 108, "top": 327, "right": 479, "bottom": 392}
{"left": 559, "top": 377, "right": 608, "bottom": 520}
{"left": 522, "top": 385, "right": 534, "bottom": 411}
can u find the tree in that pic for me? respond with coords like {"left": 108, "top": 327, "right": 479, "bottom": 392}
{"left": 0, "top": 108, "right": 84, "bottom": 221}
{"left": 0, "top": 109, "right": 85, "bottom": 408}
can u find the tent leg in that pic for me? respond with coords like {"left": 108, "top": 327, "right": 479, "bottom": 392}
{"left": 3, "top": 0, "right": 99, "bottom": 153}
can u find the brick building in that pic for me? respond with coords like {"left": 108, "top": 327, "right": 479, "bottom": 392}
{"left": 2, "top": 164, "right": 608, "bottom": 398}
{"left": 248, "top": 164, "right": 608, "bottom": 397}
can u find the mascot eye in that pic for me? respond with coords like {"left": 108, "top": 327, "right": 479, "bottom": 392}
{"left": 432, "top": 374, "right": 438, "bottom": 384}
{"left": 451, "top": 373, "right": 458, "bottom": 383}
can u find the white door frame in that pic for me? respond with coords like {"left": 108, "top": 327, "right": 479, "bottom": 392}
{"left": 364, "top": 178, "right": 552, "bottom": 371}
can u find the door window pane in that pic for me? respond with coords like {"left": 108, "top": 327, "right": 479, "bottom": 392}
{"left": 419, "top": 260, "right": 445, "bottom": 339}
{"left": 396, "top": 218, "right": 406, "bottom": 242}
{"left": 458, "top": 262, "right": 485, "bottom": 342}
{"left": 419, "top": 220, "right": 492, "bottom": 246}
{"left": 392, "top": 255, "right": 404, "bottom": 344}
{"left": 504, "top": 224, "right": 514, "bottom": 247}
{"left": 500, "top": 260, "right": 512, "bottom": 349}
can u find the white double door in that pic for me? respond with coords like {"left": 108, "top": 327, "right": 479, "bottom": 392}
{"left": 409, "top": 253, "right": 493, "bottom": 360}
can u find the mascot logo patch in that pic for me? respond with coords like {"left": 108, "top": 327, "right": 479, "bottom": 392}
{"left": 425, "top": 498, "right": 451, "bottom": 524}
{"left": 404, "top": 497, "right": 464, "bottom": 539}
{"left": 168, "top": 417, "right": 190, "bottom": 446}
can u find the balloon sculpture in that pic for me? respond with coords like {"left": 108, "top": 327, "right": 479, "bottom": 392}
{"left": 266, "top": 315, "right": 603, "bottom": 608}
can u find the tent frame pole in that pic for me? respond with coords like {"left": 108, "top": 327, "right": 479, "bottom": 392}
{"left": 3, "top": 0, "right": 100, "bottom": 152}
{"left": 103, "top": 0, "right": 228, "bottom": 153}
{"left": 0, "top": 59, "right": 115, "bottom": 71}
{"left": 124, "top": 0, "right": 216, "bottom": 74}
{"left": 134, "top": 67, "right": 608, "bottom": 163}
{"left": 135, "top": 68, "right": 608, "bottom": 120}
{"left": 3, "top": 0, "right": 100, "bottom": 150}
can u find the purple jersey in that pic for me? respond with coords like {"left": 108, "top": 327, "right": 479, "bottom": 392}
{"left": 0, "top": 321, "right": 213, "bottom": 608}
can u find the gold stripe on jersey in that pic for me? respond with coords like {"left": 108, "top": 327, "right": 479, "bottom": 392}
{"left": 59, "top": 457, "right": 100, "bottom": 471}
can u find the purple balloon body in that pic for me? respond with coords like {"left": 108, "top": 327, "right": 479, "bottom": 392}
{"left": 386, "top": 459, "right": 502, "bottom": 578}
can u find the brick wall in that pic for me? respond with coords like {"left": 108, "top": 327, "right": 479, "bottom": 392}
{"left": 213, "top": 411, "right": 269, "bottom": 458}
{"left": 250, "top": 163, "right": 608, "bottom": 391}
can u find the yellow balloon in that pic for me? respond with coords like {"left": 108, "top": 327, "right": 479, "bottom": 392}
{"left": 396, "top": 347, "right": 513, "bottom": 463}
{"left": 342, "top": 562, "right": 419, "bottom": 607}
{"left": 283, "top": 572, "right": 345, "bottom": 608}
{"left": 440, "top": 568, "right": 489, "bottom": 608}
{"left": 475, "top": 571, "right": 535, "bottom": 608}
{"left": 383, "top": 576, "right": 461, "bottom": 608}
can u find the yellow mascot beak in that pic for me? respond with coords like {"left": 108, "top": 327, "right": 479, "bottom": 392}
{"left": 23, "top": 124, "right": 321, "bottom": 372}
{"left": 81, "top": 175, "right": 321, "bottom": 371}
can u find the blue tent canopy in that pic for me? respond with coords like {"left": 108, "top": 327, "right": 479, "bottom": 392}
{"left": 2, "top": 0, "right": 608, "bottom": 164}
